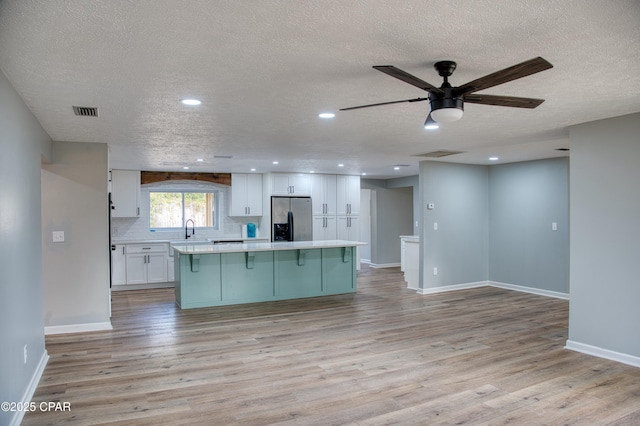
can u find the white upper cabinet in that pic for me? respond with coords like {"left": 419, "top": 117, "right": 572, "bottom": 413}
{"left": 336, "top": 175, "right": 360, "bottom": 216}
{"left": 310, "top": 174, "right": 337, "bottom": 216}
{"left": 230, "top": 173, "right": 263, "bottom": 216}
{"left": 271, "top": 173, "right": 311, "bottom": 196}
{"left": 111, "top": 170, "right": 140, "bottom": 217}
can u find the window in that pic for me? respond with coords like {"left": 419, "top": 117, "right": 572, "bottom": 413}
{"left": 149, "top": 191, "right": 218, "bottom": 230}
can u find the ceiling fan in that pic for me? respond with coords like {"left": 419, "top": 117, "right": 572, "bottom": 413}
{"left": 340, "top": 57, "right": 553, "bottom": 126}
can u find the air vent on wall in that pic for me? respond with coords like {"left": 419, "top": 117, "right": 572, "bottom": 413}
{"left": 413, "top": 150, "right": 465, "bottom": 158}
{"left": 72, "top": 106, "right": 99, "bottom": 117}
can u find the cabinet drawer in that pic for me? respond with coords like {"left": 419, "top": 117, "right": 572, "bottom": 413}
{"left": 126, "top": 244, "right": 168, "bottom": 254}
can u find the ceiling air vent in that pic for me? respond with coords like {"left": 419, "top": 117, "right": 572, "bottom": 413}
{"left": 413, "top": 150, "right": 465, "bottom": 158}
{"left": 214, "top": 155, "right": 233, "bottom": 159}
{"left": 72, "top": 106, "right": 99, "bottom": 117}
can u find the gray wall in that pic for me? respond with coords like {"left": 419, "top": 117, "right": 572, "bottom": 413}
{"left": 568, "top": 112, "right": 640, "bottom": 358}
{"left": 361, "top": 179, "right": 414, "bottom": 266}
{"left": 419, "top": 162, "right": 489, "bottom": 289}
{"left": 385, "top": 175, "right": 420, "bottom": 235}
{"left": 42, "top": 142, "right": 111, "bottom": 328}
{"left": 0, "top": 70, "right": 51, "bottom": 425}
{"left": 489, "top": 158, "right": 569, "bottom": 293}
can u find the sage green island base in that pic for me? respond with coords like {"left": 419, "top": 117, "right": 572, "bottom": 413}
{"left": 172, "top": 241, "right": 363, "bottom": 309}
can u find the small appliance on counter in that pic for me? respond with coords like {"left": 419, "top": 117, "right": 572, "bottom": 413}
{"left": 247, "top": 223, "right": 256, "bottom": 238}
{"left": 241, "top": 223, "right": 260, "bottom": 239}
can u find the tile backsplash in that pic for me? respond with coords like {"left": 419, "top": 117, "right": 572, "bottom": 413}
{"left": 112, "top": 180, "right": 262, "bottom": 242}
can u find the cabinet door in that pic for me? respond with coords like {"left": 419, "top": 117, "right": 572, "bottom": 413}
{"left": 336, "top": 175, "right": 360, "bottom": 216}
{"left": 311, "top": 174, "right": 337, "bottom": 215}
{"left": 245, "top": 174, "right": 263, "bottom": 215}
{"left": 313, "top": 216, "right": 326, "bottom": 241}
{"left": 167, "top": 256, "right": 175, "bottom": 282}
{"left": 314, "top": 216, "right": 337, "bottom": 241}
{"left": 111, "top": 244, "right": 127, "bottom": 285}
{"left": 272, "top": 173, "right": 311, "bottom": 196}
{"left": 125, "top": 253, "right": 147, "bottom": 284}
{"left": 111, "top": 170, "right": 140, "bottom": 217}
{"left": 290, "top": 174, "right": 311, "bottom": 195}
{"left": 271, "top": 174, "right": 291, "bottom": 195}
{"left": 146, "top": 253, "right": 168, "bottom": 283}
{"left": 230, "top": 174, "right": 249, "bottom": 216}
{"left": 337, "top": 216, "right": 359, "bottom": 241}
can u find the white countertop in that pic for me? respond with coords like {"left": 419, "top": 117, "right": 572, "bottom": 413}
{"left": 400, "top": 235, "right": 419, "bottom": 242}
{"left": 112, "top": 237, "right": 268, "bottom": 245}
{"left": 172, "top": 240, "right": 367, "bottom": 255}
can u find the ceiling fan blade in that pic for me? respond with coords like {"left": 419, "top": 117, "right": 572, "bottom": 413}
{"left": 454, "top": 57, "right": 553, "bottom": 96}
{"left": 339, "top": 97, "right": 429, "bottom": 111}
{"left": 373, "top": 66, "right": 444, "bottom": 95}
{"left": 464, "top": 94, "right": 545, "bottom": 108}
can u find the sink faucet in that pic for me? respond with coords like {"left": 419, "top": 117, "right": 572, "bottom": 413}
{"left": 185, "top": 219, "right": 195, "bottom": 239}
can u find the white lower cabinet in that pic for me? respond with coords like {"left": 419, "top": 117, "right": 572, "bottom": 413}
{"left": 124, "top": 244, "right": 168, "bottom": 284}
{"left": 337, "top": 216, "right": 360, "bottom": 241}
{"left": 313, "top": 215, "right": 337, "bottom": 241}
{"left": 111, "top": 244, "right": 127, "bottom": 285}
{"left": 167, "top": 254, "right": 175, "bottom": 282}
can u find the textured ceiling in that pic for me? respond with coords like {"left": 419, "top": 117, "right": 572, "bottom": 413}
{"left": 1, "top": 1, "right": 639, "bottom": 178}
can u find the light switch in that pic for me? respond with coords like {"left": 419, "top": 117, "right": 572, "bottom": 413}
{"left": 552, "top": 222, "right": 558, "bottom": 231}
{"left": 52, "top": 231, "right": 65, "bottom": 242}
{"left": 433, "top": 222, "right": 438, "bottom": 230}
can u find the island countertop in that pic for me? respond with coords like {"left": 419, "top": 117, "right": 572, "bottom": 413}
{"left": 171, "top": 239, "right": 366, "bottom": 255}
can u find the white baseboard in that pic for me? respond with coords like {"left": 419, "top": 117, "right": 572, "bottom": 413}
{"left": 489, "top": 281, "right": 569, "bottom": 300}
{"left": 369, "top": 262, "right": 401, "bottom": 269}
{"left": 10, "top": 350, "right": 49, "bottom": 426}
{"left": 45, "top": 321, "right": 112, "bottom": 335}
{"left": 417, "top": 281, "right": 487, "bottom": 295}
{"left": 417, "top": 280, "right": 569, "bottom": 300}
{"left": 565, "top": 340, "right": 640, "bottom": 368}
{"left": 112, "top": 282, "right": 174, "bottom": 291}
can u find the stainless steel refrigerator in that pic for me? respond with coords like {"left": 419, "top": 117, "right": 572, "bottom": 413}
{"left": 271, "top": 196, "right": 312, "bottom": 241}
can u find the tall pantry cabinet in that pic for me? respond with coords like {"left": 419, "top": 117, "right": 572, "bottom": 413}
{"left": 310, "top": 174, "right": 360, "bottom": 243}
{"left": 336, "top": 175, "right": 360, "bottom": 241}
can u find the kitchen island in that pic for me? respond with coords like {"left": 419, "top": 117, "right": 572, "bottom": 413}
{"left": 172, "top": 240, "right": 366, "bottom": 309}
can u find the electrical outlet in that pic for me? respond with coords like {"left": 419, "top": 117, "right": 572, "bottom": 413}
{"left": 433, "top": 267, "right": 438, "bottom": 276}
{"left": 52, "top": 231, "right": 65, "bottom": 242}
{"left": 23, "top": 344, "right": 27, "bottom": 364}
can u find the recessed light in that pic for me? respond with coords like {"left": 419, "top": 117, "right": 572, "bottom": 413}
{"left": 338, "top": 164, "right": 344, "bottom": 167}
{"left": 196, "top": 158, "right": 203, "bottom": 162}
{"left": 318, "top": 113, "right": 335, "bottom": 119}
{"left": 489, "top": 157, "right": 499, "bottom": 161}
{"left": 361, "top": 172, "right": 367, "bottom": 176}
{"left": 310, "top": 171, "right": 315, "bottom": 174}
{"left": 183, "top": 166, "right": 189, "bottom": 170}
{"left": 394, "top": 166, "right": 400, "bottom": 170}
{"left": 181, "top": 99, "right": 201, "bottom": 106}
{"left": 250, "top": 168, "right": 256, "bottom": 172}
{"left": 272, "top": 161, "right": 279, "bottom": 165}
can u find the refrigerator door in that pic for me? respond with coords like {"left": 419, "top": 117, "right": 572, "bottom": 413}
{"left": 290, "top": 197, "right": 312, "bottom": 241}
{"left": 271, "top": 196, "right": 290, "bottom": 224}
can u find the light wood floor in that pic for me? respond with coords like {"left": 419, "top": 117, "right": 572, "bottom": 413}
{"left": 25, "top": 266, "right": 640, "bottom": 425}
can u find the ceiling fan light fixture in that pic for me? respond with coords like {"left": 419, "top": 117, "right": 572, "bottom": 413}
{"left": 424, "top": 114, "right": 439, "bottom": 129}
{"left": 430, "top": 97, "right": 464, "bottom": 123}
